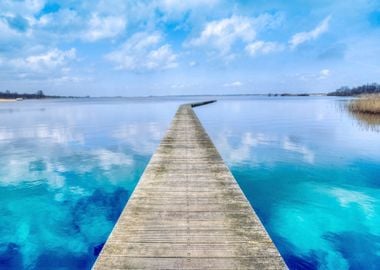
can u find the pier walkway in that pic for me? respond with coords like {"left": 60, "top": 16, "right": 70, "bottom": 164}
{"left": 93, "top": 102, "right": 287, "bottom": 269}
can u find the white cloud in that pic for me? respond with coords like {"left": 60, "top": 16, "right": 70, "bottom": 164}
{"left": 290, "top": 16, "right": 331, "bottom": 49}
{"left": 8, "top": 48, "right": 76, "bottom": 73}
{"left": 223, "top": 81, "right": 243, "bottom": 87}
{"left": 0, "top": 125, "right": 84, "bottom": 144}
{"left": 83, "top": 13, "right": 126, "bottom": 42}
{"left": 1, "top": 48, "right": 78, "bottom": 81}
{"left": 283, "top": 136, "right": 315, "bottom": 164}
{"left": 159, "top": 0, "right": 219, "bottom": 12}
{"left": 147, "top": 44, "right": 177, "bottom": 69}
{"left": 295, "top": 69, "right": 332, "bottom": 81}
{"left": 245, "top": 40, "right": 284, "bottom": 56}
{"left": 0, "top": 15, "right": 32, "bottom": 47}
{"left": 1, "top": 2, "right": 129, "bottom": 47}
{"left": 188, "top": 13, "right": 284, "bottom": 58}
{"left": 33, "top": 8, "right": 83, "bottom": 39}
{"left": 50, "top": 75, "right": 92, "bottom": 85}
{"left": 93, "top": 149, "right": 133, "bottom": 170}
{"left": 113, "top": 122, "right": 164, "bottom": 154}
{"left": 216, "top": 131, "right": 274, "bottom": 164}
{"left": 0, "top": 154, "right": 67, "bottom": 189}
{"left": 327, "top": 187, "right": 375, "bottom": 215}
{"left": 319, "top": 68, "right": 330, "bottom": 79}
{"left": 105, "top": 31, "right": 177, "bottom": 71}
{"left": 0, "top": 0, "right": 45, "bottom": 16}
{"left": 170, "top": 83, "right": 186, "bottom": 89}
{"left": 188, "top": 16, "right": 256, "bottom": 55}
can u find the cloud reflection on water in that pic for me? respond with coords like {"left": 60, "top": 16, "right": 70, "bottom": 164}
{"left": 196, "top": 97, "right": 380, "bottom": 270}
{"left": 0, "top": 99, "right": 179, "bottom": 269}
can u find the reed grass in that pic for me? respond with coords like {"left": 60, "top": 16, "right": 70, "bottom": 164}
{"left": 348, "top": 94, "right": 380, "bottom": 114}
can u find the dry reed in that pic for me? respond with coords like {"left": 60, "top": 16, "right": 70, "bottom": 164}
{"left": 348, "top": 94, "right": 380, "bottom": 114}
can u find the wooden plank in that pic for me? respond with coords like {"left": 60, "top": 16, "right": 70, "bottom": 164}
{"left": 93, "top": 103, "right": 287, "bottom": 269}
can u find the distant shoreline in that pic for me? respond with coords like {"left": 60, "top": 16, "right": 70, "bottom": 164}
{"left": 2, "top": 82, "right": 380, "bottom": 99}
{"left": 94, "top": 93, "right": 328, "bottom": 98}
{"left": 0, "top": 94, "right": 332, "bottom": 101}
{"left": 0, "top": 98, "right": 17, "bottom": 102}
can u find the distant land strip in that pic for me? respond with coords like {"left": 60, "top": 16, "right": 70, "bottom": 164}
{"left": 0, "top": 90, "right": 89, "bottom": 100}
{"left": 2, "top": 82, "right": 380, "bottom": 99}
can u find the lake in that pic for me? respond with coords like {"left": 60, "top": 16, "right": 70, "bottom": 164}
{"left": 0, "top": 97, "right": 379, "bottom": 269}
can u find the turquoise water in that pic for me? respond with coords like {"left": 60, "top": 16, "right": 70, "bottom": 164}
{"left": 0, "top": 97, "right": 379, "bottom": 269}
{"left": 0, "top": 98, "right": 181, "bottom": 269}
{"left": 196, "top": 97, "right": 380, "bottom": 270}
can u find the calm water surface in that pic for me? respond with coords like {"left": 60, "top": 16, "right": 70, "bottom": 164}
{"left": 0, "top": 97, "right": 379, "bottom": 269}
{"left": 197, "top": 97, "right": 380, "bottom": 270}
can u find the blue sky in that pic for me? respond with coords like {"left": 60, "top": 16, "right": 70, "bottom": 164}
{"left": 1, "top": 0, "right": 380, "bottom": 96}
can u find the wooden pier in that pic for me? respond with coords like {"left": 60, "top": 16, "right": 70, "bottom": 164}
{"left": 93, "top": 102, "right": 287, "bottom": 269}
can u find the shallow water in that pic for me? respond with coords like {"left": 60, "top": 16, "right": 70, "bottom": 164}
{"left": 0, "top": 97, "right": 379, "bottom": 269}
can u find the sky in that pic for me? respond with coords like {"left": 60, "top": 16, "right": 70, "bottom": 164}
{"left": 1, "top": 0, "right": 380, "bottom": 96}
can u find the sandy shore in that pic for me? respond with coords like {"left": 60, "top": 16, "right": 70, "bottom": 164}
{"left": 0, "top": 99, "right": 17, "bottom": 102}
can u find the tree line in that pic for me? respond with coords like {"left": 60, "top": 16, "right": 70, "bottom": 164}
{"left": 0, "top": 90, "right": 49, "bottom": 99}
{"left": 328, "top": 83, "right": 380, "bottom": 96}
{"left": 0, "top": 90, "right": 85, "bottom": 99}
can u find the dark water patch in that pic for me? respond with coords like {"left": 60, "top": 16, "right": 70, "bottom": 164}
{"left": 273, "top": 236, "right": 321, "bottom": 270}
{"left": 232, "top": 169, "right": 275, "bottom": 224}
{"left": 34, "top": 251, "right": 91, "bottom": 270}
{"left": 72, "top": 187, "right": 129, "bottom": 224}
{"left": 0, "top": 243, "right": 23, "bottom": 270}
{"left": 28, "top": 188, "right": 130, "bottom": 269}
{"left": 29, "top": 160, "right": 47, "bottom": 172}
{"left": 93, "top": 243, "right": 105, "bottom": 256}
{"left": 231, "top": 165, "right": 317, "bottom": 225}
{"left": 60, "top": 170, "right": 103, "bottom": 190}
{"left": 346, "top": 160, "right": 380, "bottom": 189}
{"left": 285, "top": 254, "right": 320, "bottom": 270}
{"left": 325, "top": 231, "right": 380, "bottom": 270}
